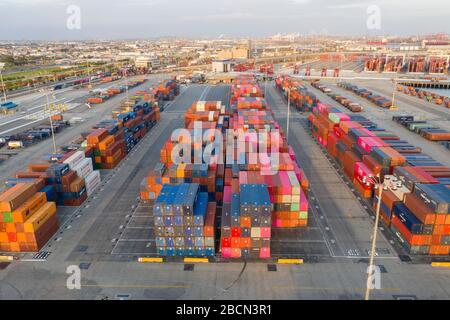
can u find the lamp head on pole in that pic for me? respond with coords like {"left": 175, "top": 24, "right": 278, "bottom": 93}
{"left": 363, "top": 173, "right": 382, "bottom": 189}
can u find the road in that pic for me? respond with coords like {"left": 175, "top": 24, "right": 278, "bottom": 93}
{"left": 0, "top": 83, "right": 449, "bottom": 300}
{"left": 0, "top": 75, "right": 166, "bottom": 136}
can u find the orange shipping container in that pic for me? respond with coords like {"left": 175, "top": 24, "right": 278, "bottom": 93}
{"left": 12, "top": 192, "right": 47, "bottom": 223}
{"left": 28, "top": 163, "right": 50, "bottom": 172}
{"left": 87, "top": 129, "right": 109, "bottom": 146}
{"left": 23, "top": 202, "right": 57, "bottom": 233}
{"left": 87, "top": 97, "right": 103, "bottom": 104}
{"left": 98, "top": 135, "right": 115, "bottom": 151}
{"left": 0, "top": 183, "right": 37, "bottom": 213}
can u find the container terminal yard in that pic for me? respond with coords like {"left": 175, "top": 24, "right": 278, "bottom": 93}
{"left": 1, "top": 1, "right": 450, "bottom": 302}
{"left": 0, "top": 69, "right": 450, "bottom": 300}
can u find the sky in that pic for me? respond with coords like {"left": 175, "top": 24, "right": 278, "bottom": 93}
{"left": 0, "top": 0, "right": 448, "bottom": 40}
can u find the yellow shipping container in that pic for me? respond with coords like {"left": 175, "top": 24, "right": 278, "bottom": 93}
{"left": 177, "top": 163, "right": 186, "bottom": 178}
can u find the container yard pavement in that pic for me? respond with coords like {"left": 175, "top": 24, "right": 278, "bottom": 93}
{"left": 1, "top": 84, "right": 450, "bottom": 300}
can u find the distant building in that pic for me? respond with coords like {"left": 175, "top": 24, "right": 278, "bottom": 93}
{"left": 212, "top": 59, "right": 235, "bottom": 73}
{"left": 134, "top": 56, "right": 161, "bottom": 70}
{"left": 386, "top": 43, "right": 422, "bottom": 51}
{"left": 217, "top": 46, "right": 250, "bottom": 60}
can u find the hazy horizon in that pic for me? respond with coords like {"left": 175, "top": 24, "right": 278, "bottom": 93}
{"left": 0, "top": 0, "right": 448, "bottom": 41}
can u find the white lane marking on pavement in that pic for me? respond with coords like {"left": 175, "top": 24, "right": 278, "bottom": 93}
{"left": 0, "top": 98, "right": 68, "bottom": 128}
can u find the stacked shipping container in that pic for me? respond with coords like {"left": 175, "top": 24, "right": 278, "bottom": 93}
{"left": 308, "top": 104, "right": 450, "bottom": 255}
{"left": 86, "top": 78, "right": 146, "bottom": 105}
{"left": 338, "top": 82, "right": 393, "bottom": 109}
{"left": 141, "top": 76, "right": 311, "bottom": 259}
{"left": 396, "top": 85, "right": 450, "bottom": 109}
{"left": 86, "top": 100, "right": 160, "bottom": 169}
{"left": 393, "top": 115, "right": 450, "bottom": 145}
{"left": 0, "top": 92, "right": 160, "bottom": 253}
{"left": 0, "top": 183, "right": 58, "bottom": 252}
{"left": 153, "top": 183, "right": 216, "bottom": 257}
{"left": 310, "top": 80, "right": 362, "bottom": 112}
{"left": 276, "top": 76, "right": 318, "bottom": 112}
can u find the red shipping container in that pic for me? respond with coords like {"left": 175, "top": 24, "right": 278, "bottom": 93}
{"left": 231, "top": 227, "right": 241, "bottom": 237}
{"left": 221, "top": 237, "right": 231, "bottom": 248}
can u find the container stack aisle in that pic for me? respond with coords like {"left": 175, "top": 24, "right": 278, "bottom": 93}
{"left": 308, "top": 103, "right": 450, "bottom": 256}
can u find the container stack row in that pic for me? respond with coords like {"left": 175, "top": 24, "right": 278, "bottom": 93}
{"left": 221, "top": 75, "right": 310, "bottom": 259}
{"left": 140, "top": 100, "right": 226, "bottom": 257}
{"left": 308, "top": 104, "right": 450, "bottom": 255}
{"left": 86, "top": 78, "right": 146, "bottom": 105}
{"left": 310, "top": 80, "right": 363, "bottom": 112}
{"left": 153, "top": 79, "right": 180, "bottom": 107}
{"left": 85, "top": 100, "right": 160, "bottom": 170}
{"left": 275, "top": 76, "right": 318, "bottom": 112}
{"left": 393, "top": 115, "right": 450, "bottom": 147}
{"left": 338, "top": 82, "right": 393, "bottom": 109}
{"left": 396, "top": 85, "right": 450, "bottom": 109}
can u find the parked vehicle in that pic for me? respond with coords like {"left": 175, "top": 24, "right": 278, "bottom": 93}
{"left": 7, "top": 141, "right": 24, "bottom": 149}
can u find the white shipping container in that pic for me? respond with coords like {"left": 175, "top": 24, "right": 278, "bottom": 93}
{"left": 72, "top": 158, "right": 93, "bottom": 178}
{"left": 85, "top": 170, "right": 101, "bottom": 196}
{"left": 8, "top": 141, "right": 23, "bottom": 149}
{"left": 196, "top": 101, "right": 205, "bottom": 112}
{"left": 63, "top": 151, "right": 85, "bottom": 169}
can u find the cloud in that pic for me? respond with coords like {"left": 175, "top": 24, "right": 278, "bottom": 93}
{"left": 290, "top": 0, "right": 311, "bottom": 3}
{"left": 0, "top": 0, "right": 448, "bottom": 39}
{"left": 0, "top": 0, "right": 68, "bottom": 6}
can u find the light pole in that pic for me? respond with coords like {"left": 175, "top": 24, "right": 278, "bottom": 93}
{"left": 86, "top": 60, "right": 92, "bottom": 88}
{"left": 124, "top": 68, "right": 130, "bottom": 102}
{"left": 41, "top": 88, "right": 57, "bottom": 154}
{"left": 391, "top": 78, "right": 397, "bottom": 110}
{"left": 264, "top": 74, "right": 267, "bottom": 98}
{"left": 364, "top": 174, "right": 383, "bottom": 301}
{"left": 286, "top": 88, "right": 291, "bottom": 143}
{"left": 0, "top": 62, "right": 7, "bottom": 103}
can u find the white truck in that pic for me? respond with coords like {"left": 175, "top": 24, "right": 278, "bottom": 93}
{"left": 7, "top": 141, "right": 24, "bottom": 149}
